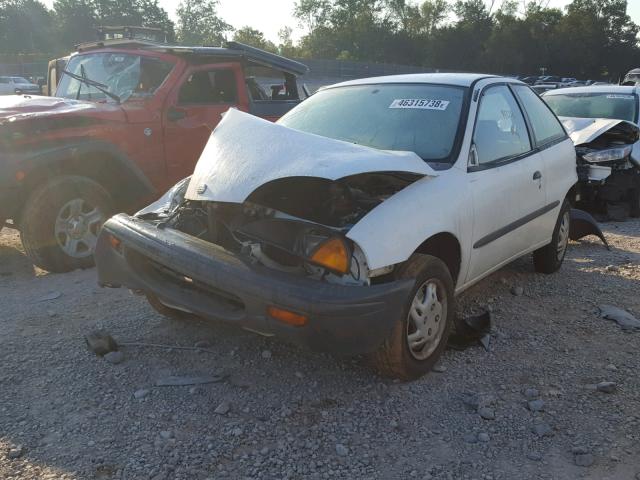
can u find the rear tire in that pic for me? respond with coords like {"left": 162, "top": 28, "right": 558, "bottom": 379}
{"left": 369, "top": 254, "right": 454, "bottom": 381}
{"left": 533, "top": 199, "right": 571, "bottom": 274}
{"left": 629, "top": 188, "right": 640, "bottom": 218}
{"left": 20, "top": 175, "right": 113, "bottom": 273}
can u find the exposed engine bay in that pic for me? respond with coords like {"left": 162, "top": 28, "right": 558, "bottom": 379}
{"left": 145, "top": 173, "right": 421, "bottom": 286}
{"left": 561, "top": 117, "right": 640, "bottom": 218}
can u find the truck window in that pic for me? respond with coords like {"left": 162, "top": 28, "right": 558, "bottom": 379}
{"left": 178, "top": 70, "right": 237, "bottom": 105}
{"left": 244, "top": 65, "right": 299, "bottom": 101}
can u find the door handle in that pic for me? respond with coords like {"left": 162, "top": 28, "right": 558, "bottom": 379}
{"left": 533, "top": 171, "right": 542, "bottom": 180}
{"left": 167, "top": 107, "right": 187, "bottom": 122}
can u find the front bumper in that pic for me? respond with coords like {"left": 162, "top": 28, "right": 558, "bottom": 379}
{"left": 96, "top": 214, "right": 413, "bottom": 355}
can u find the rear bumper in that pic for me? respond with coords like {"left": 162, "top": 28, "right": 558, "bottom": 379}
{"left": 96, "top": 214, "right": 412, "bottom": 355}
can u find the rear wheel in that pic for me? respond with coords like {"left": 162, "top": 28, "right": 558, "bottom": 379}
{"left": 629, "top": 188, "right": 640, "bottom": 218}
{"left": 369, "top": 254, "right": 454, "bottom": 381}
{"left": 533, "top": 199, "right": 571, "bottom": 274}
{"left": 20, "top": 175, "right": 113, "bottom": 273}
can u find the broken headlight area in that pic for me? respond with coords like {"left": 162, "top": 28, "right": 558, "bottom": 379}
{"left": 160, "top": 200, "right": 377, "bottom": 286}
{"left": 136, "top": 176, "right": 191, "bottom": 219}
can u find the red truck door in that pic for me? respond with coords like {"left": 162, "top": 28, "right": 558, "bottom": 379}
{"left": 163, "top": 63, "right": 248, "bottom": 182}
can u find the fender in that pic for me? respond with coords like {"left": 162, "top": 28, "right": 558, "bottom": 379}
{"left": 9, "top": 139, "right": 156, "bottom": 210}
{"left": 347, "top": 168, "right": 471, "bottom": 282}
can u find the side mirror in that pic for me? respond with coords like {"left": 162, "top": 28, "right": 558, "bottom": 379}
{"left": 469, "top": 143, "right": 479, "bottom": 167}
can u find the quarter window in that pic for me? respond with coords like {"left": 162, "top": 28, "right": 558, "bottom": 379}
{"left": 513, "top": 85, "right": 566, "bottom": 145}
{"left": 178, "top": 70, "right": 237, "bottom": 105}
{"left": 473, "top": 85, "right": 531, "bottom": 165}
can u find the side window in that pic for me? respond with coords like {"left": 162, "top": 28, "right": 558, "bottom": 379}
{"left": 178, "top": 69, "right": 237, "bottom": 105}
{"left": 0, "top": 77, "right": 10, "bottom": 84}
{"left": 513, "top": 85, "right": 566, "bottom": 146}
{"left": 473, "top": 85, "right": 531, "bottom": 165}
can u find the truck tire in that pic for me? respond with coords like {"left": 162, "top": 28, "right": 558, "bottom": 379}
{"left": 533, "top": 199, "right": 571, "bottom": 274}
{"left": 369, "top": 254, "right": 454, "bottom": 381}
{"left": 20, "top": 175, "right": 113, "bottom": 273}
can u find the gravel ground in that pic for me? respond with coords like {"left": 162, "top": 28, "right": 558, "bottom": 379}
{"left": 1, "top": 219, "right": 639, "bottom": 480}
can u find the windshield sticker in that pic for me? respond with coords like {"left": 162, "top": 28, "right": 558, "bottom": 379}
{"left": 389, "top": 99, "right": 450, "bottom": 110}
{"left": 606, "top": 94, "right": 634, "bottom": 100}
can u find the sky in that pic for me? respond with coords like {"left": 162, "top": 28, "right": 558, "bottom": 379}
{"left": 43, "top": 0, "right": 640, "bottom": 44}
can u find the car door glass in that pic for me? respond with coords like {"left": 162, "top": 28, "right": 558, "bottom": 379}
{"left": 473, "top": 85, "right": 531, "bottom": 165}
{"left": 178, "top": 69, "right": 237, "bottom": 105}
{"left": 0, "top": 77, "right": 10, "bottom": 84}
{"left": 513, "top": 85, "right": 565, "bottom": 146}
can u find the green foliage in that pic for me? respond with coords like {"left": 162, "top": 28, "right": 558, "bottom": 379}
{"left": 176, "top": 0, "right": 232, "bottom": 46}
{"left": 233, "top": 26, "right": 278, "bottom": 52}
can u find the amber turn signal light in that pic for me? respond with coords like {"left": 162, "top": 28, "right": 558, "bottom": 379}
{"left": 109, "top": 234, "right": 122, "bottom": 251}
{"left": 267, "top": 306, "right": 308, "bottom": 327}
{"left": 310, "top": 237, "right": 349, "bottom": 274}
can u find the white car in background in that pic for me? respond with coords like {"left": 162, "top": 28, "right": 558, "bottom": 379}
{"left": 0, "top": 76, "right": 40, "bottom": 95}
{"left": 543, "top": 85, "right": 640, "bottom": 218}
{"left": 96, "top": 74, "right": 578, "bottom": 380}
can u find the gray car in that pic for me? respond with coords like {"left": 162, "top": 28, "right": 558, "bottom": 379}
{"left": 0, "top": 76, "right": 40, "bottom": 95}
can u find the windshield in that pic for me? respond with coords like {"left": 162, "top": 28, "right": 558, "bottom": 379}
{"left": 544, "top": 92, "right": 638, "bottom": 123}
{"left": 278, "top": 84, "right": 466, "bottom": 162}
{"left": 56, "top": 53, "right": 174, "bottom": 102}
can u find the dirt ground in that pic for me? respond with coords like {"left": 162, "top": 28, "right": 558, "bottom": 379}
{"left": 1, "top": 220, "right": 639, "bottom": 480}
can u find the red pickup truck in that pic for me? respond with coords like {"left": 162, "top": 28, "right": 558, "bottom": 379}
{"left": 0, "top": 40, "right": 308, "bottom": 272}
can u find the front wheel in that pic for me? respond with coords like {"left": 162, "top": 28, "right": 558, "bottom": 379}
{"left": 369, "top": 254, "right": 454, "bottom": 381}
{"left": 533, "top": 199, "right": 571, "bottom": 274}
{"left": 20, "top": 175, "right": 113, "bottom": 273}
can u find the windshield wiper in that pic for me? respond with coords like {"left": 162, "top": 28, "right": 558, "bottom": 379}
{"left": 62, "top": 69, "right": 121, "bottom": 103}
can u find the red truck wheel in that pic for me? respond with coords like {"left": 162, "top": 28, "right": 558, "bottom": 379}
{"left": 20, "top": 175, "right": 113, "bottom": 273}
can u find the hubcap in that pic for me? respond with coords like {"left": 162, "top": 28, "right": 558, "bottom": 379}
{"left": 556, "top": 210, "right": 570, "bottom": 261}
{"left": 406, "top": 279, "right": 447, "bottom": 361}
{"left": 54, "top": 198, "right": 105, "bottom": 258}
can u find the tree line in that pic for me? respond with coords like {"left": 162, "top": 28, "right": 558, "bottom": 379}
{"left": 0, "top": 0, "right": 638, "bottom": 80}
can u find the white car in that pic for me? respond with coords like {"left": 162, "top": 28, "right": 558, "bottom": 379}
{"left": 96, "top": 74, "right": 577, "bottom": 379}
{"left": 542, "top": 85, "right": 640, "bottom": 217}
{"left": 0, "top": 76, "right": 40, "bottom": 95}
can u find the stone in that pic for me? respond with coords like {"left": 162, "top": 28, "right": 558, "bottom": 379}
{"left": 478, "top": 407, "right": 495, "bottom": 420}
{"left": 432, "top": 364, "right": 447, "bottom": 373}
{"left": 214, "top": 402, "right": 230, "bottom": 415}
{"left": 599, "top": 305, "right": 640, "bottom": 330}
{"left": 159, "top": 431, "right": 173, "bottom": 440}
{"left": 335, "top": 444, "right": 348, "bottom": 456}
{"left": 194, "top": 340, "right": 211, "bottom": 349}
{"left": 526, "top": 452, "right": 542, "bottom": 461}
{"left": 511, "top": 286, "right": 524, "bottom": 296}
{"left": 7, "top": 445, "right": 24, "bottom": 459}
{"left": 477, "top": 432, "right": 490, "bottom": 443}
{"left": 463, "top": 433, "right": 478, "bottom": 444}
{"left": 85, "top": 330, "right": 118, "bottom": 356}
{"left": 133, "top": 389, "right": 149, "bottom": 400}
{"left": 261, "top": 350, "right": 272, "bottom": 359}
{"left": 596, "top": 381, "right": 617, "bottom": 394}
{"left": 531, "top": 422, "right": 553, "bottom": 437}
{"left": 104, "top": 351, "right": 124, "bottom": 365}
{"left": 574, "top": 453, "right": 594, "bottom": 467}
{"left": 523, "top": 388, "right": 539, "bottom": 399}
{"left": 527, "top": 399, "right": 545, "bottom": 412}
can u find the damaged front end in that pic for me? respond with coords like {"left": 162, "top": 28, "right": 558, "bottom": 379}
{"left": 140, "top": 172, "right": 423, "bottom": 287}
{"left": 561, "top": 117, "right": 640, "bottom": 218}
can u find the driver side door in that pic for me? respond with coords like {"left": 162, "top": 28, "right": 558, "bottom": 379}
{"left": 465, "top": 84, "right": 548, "bottom": 284}
{"left": 163, "top": 63, "right": 248, "bottom": 183}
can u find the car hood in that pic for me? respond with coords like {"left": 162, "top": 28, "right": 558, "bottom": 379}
{"left": 185, "top": 108, "right": 438, "bottom": 204}
{"left": 0, "top": 95, "right": 122, "bottom": 122}
{"left": 559, "top": 116, "right": 635, "bottom": 146}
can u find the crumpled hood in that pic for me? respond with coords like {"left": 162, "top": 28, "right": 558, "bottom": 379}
{"left": 185, "top": 109, "right": 438, "bottom": 203}
{"left": 559, "top": 116, "right": 634, "bottom": 146}
{"left": 0, "top": 95, "right": 122, "bottom": 123}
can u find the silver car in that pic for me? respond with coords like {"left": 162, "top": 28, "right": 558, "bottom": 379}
{"left": 0, "top": 76, "right": 40, "bottom": 95}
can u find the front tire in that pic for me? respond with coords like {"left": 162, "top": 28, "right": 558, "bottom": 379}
{"left": 369, "top": 254, "right": 454, "bottom": 381}
{"left": 20, "top": 175, "right": 113, "bottom": 273}
{"left": 533, "top": 199, "right": 571, "bottom": 274}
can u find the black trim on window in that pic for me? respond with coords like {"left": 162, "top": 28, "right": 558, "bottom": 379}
{"left": 473, "top": 200, "right": 560, "bottom": 249}
{"left": 511, "top": 84, "right": 568, "bottom": 150}
{"left": 467, "top": 82, "right": 535, "bottom": 171}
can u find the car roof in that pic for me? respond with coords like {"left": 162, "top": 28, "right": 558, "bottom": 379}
{"left": 543, "top": 85, "right": 638, "bottom": 96}
{"left": 74, "top": 39, "right": 309, "bottom": 76}
{"left": 322, "top": 73, "right": 503, "bottom": 89}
